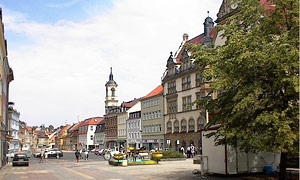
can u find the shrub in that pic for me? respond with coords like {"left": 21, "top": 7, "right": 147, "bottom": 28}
{"left": 162, "top": 150, "right": 184, "bottom": 159}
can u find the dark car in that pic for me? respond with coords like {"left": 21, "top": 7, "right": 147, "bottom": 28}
{"left": 12, "top": 153, "right": 29, "bottom": 166}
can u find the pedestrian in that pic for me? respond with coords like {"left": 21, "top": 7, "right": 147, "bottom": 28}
{"left": 39, "top": 150, "right": 44, "bottom": 163}
{"left": 180, "top": 146, "right": 185, "bottom": 155}
{"left": 186, "top": 146, "right": 191, "bottom": 158}
{"left": 75, "top": 150, "right": 80, "bottom": 163}
{"left": 84, "top": 150, "right": 89, "bottom": 161}
{"left": 190, "top": 144, "right": 195, "bottom": 158}
{"left": 79, "top": 149, "right": 83, "bottom": 159}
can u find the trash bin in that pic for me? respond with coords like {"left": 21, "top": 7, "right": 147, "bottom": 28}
{"left": 122, "top": 160, "right": 127, "bottom": 167}
{"left": 263, "top": 165, "right": 274, "bottom": 175}
{"left": 193, "top": 155, "right": 202, "bottom": 164}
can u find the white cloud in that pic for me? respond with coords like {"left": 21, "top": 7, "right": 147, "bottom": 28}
{"left": 3, "top": 0, "right": 222, "bottom": 127}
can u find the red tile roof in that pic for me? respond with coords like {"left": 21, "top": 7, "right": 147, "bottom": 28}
{"left": 143, "top": 85, "right": 163, "bottom": 99}
{"left": 88, "top": 117, "right": 103, "bottom": 125}
{"left": 121, "top": 98, "right": 140, "bottom": 108}
{"left": 175, "top": 27, "right": 218, "bottom": 64}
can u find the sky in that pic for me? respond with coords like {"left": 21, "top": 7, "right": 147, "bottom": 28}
{"left": 1, "top": 0, "right": 222, "bottom": 127}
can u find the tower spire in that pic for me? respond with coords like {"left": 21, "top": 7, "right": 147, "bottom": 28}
{"left": 109, "top": 67, "right": 113, "bottom": 81}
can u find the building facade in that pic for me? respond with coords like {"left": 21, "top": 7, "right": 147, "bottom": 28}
{"left": 126, "top": 101, "right": 141, "bottom": 149}
{"left": 94, "top": 120, "right": 105, "bottom": 149}
{"left": 7, "top": 106, "right": 20, "bottom": 150}
{"left": 141, "top": 85, "right": 165, "bottom": 150}
{"left": 0, "top": 8, "right": 14, "bottom": 168}
{"left": 78, "top": 117, "right": 102, "bottom": 150}
{"left": 161, "top": 15, "right": 215, "bottom": 152}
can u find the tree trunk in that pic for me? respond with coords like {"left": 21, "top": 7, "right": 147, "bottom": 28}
{"left": 279, "top": 152, "right": 287, "bottom": 180}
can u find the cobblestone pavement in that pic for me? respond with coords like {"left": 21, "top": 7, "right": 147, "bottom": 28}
{"left": 0, "top": 157, "right": 294, "bottom": 180}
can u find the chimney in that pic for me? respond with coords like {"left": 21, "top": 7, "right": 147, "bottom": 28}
{"left": 183, "top": 33, "right": 189, "bottom": 41}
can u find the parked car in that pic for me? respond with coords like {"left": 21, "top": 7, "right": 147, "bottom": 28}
{"left": 45, "top": 149, "right": 63, "bottom": 158}
{"left": 12, "top": 153, "right": 29, "bottom": 166}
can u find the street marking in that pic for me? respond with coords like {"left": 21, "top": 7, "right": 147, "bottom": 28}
{"left": 63, "top": 167, "right": 95, "bottom": 179}
{"left": 14, "top": 170, "right": 49, "bottom": 174}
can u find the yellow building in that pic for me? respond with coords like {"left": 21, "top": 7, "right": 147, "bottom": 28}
{"left": 0, "top": 8, "right": 14, "bottom": 168}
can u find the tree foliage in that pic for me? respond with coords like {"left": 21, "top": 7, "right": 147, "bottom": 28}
{"left": 188, "top": 0, "right": 299, "bottom": 156}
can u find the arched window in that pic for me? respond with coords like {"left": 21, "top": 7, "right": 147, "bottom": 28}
{"left": 198, "top": 118, "right": 204, "bottom": 131}
{"left": 174, "top": 120, "right": 179, "bottom": 132}
{"left": 111, "top": 88, "right": 115, "bottom": 97}
{"left": 181, "top": 119, "right": 187, "bottom": 132}
{"left": 167, "top": 121, "right": 172, "bottom": 133}
{"left": 188, "top": 119, "right": 195, "bottom": 132}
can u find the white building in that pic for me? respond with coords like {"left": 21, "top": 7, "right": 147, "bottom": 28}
{"left": 8, "top": 106, "right": 20, "bottom": 150}
{"left": 126, "top": 101, "right": 142, "bottom": 149}
{"left": 78, "top": 117, "right": 103, "bottom": 150}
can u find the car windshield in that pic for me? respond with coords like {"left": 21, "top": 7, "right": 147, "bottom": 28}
{"left": 16, "top": 154, "right": 26, "bottom": 158}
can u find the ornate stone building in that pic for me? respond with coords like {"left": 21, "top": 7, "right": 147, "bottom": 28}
{"left": 161, "top": 15, "right": 216, "bottom": 151}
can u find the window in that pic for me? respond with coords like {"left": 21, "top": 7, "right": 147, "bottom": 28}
{"left": 167, "top": 121, "right": 172, "bottom": 133}
{"left": 189, "top": 119, "right": 195, "bottom": 132}
{"left": 90, "top": 126, "right": 93, "bottom": 131}
{"left": 182, "top": 77, "right": 186, "bottom": 90}
{"left": 196, "top": 92, "right": 206, "bottom": 109}
{"left": 158, "top": 124, "right": 162, "bottom": 132}
{"left": 198, "top": 118, "right": 204, "bottom": 131}
{"left": 182, "top": 76, "right": 191, "bottom": 90}
{"left": 196, "top": 73, "right": 202, "bottom": 87}
{"left": 174, "top": 120, "right": 179, "bottom": 132}
{"left": 168, "top": 81, "right": 176, "bottom": 94}
{"left": 181, "top": 120, "right": 187, "bottom": 132}
{"left": 182, "top": 96, "right": 192, "bottom": 111}
{"left": 167, "top": 99, "right": 177, "bottom": 114}
{"left": 90, "top": 135, "right": 93, "bottom": 141}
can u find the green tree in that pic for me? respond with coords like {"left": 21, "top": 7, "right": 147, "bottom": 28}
{"left": 188, "top": 0, "right": 298, "bottom": 179}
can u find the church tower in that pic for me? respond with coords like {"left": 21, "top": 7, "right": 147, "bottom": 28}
{"left": 105, "top": 67, "right": 118, "bottom": 114}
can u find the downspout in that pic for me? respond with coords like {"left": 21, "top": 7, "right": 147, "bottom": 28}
{"left": 225, "top": 143, "right": 228, "bottom": 175}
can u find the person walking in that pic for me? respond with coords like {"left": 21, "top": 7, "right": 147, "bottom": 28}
{"left": 180, "top": 146, "right": 185, "bottom": 155}
{"left": 39, "top": 150, "right": 44, "bottom": 163}
{"left": 186, "top": 146, "right": 191, "bottom": 158}
{"left": 84, "top": 150, "right": 89, "bottom": 161}
{"left": 190, "top": 144, "right": 195, "bottom": 158}
{"left": 75, "top": 150, "right": 80, "bottom": 163}
{"left": 79, "top": 149, "right": 83, "bottom": 159}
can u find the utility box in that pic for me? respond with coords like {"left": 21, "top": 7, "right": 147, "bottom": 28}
{"left": 202, "top": 129, "right": 280, "bottom": 175}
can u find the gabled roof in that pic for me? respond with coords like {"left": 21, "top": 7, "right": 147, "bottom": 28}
{"left": 60, "top": 124, "right": 71, "bottom": 133}
{"left": 143, "top": 85, "right": 163, "bottom": 100}
{"left": 174, "top": 28, "right": 217, "bottom": 64}
{"left": 121, "top": 98, "right": 140, "bottom": 108}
